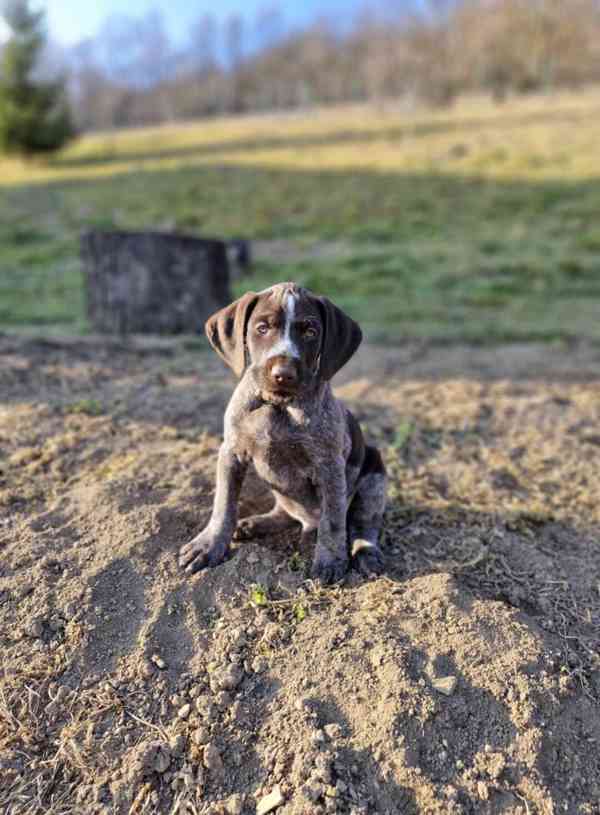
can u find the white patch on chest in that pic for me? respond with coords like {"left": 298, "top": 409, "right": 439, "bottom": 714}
{"left": 287, "top": 405, "right": 310, "bottom": 427}
{"left": 266, "top": 293, "right": 300, "bottom": 359}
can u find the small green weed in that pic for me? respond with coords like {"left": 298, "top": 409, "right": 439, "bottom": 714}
{"left": 391, "top": 421, "right": 414, "bottom": 451}
{"left": 249, "top": 584, "right": 268, "bottom": 607}
{"left": 293, "top": 603, "right": 307, "bottom": 623}
{"left": 64, "top": 398, "right": 103, "bottom": 416}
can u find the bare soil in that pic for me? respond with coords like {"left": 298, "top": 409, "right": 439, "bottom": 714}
{"left": 1, "top": 334, "right": 599, "bottom": 815}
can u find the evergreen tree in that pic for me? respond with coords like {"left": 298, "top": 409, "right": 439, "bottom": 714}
{"left": 0, "top": 0, "right": 74, "bottom": 155}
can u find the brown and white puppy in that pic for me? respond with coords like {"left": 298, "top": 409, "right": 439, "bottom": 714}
{"left": 179, "top": 282, "right": 386, "bottom": 584}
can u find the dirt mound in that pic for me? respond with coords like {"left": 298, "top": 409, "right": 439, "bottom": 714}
{"left": 1, "top": 336, "right": 599, "bottom": 814}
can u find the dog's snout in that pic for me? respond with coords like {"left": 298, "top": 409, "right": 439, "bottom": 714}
{"left": 271, "top": 360, "right": 298, "bottom": 386}
{"left": 267, "top": 356, "right": 299, "bottom": 390}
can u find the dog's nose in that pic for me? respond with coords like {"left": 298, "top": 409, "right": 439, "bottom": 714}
{"left": 271, "top": 360, "right": 298, "bottom": 387}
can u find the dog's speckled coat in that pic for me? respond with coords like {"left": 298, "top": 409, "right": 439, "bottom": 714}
{"left": 179, "top": 282, "right": 386, "bottom": 583}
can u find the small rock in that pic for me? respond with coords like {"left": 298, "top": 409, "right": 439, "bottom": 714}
{"left": 303, "top": 781, "right": 324, "bottom": 802}
{"left": 257, "top": 784, "right": 285, "bottom": 815}
{"left": 477, "top": 781, "right": 489, "bottom": 801}
{"left": 312, "top": 729, "right": 326, "bottom": 747}
{"left": 140, "top": 661, "right": 155, "bottom": 679}
{"left": 229, "top": 700, "right": 243, "bottom": 721}
{"left": 444, "top": 785, "right": 458, "bottom": 800}
{"left": 486, "top": 752, "right": 506, "bottom": 780}
{"left": 324, "top": 723, "right": 343, "bottom": 740}
{"left": 314, "top": 754, "right": 333, "bottom": 784}
{"left": 431, "top": 676, "right": 457, "bottom": 696}
{"left": 151, "top": 654, "right": 167, "bottom": 670}
{"left": 27, "top": 618, "right": 45, "bottom": 638}
{"left": 195, "top": 695, "right": 217, "bottom": 721}
{"left": 224, "top": 794, "right": 244, "bottom": 815}
{"left": 252, "top": 656, "right": 268, "bottom": 674}
{"left": 261, "top": 622, "right": 280, "bottom": 644}
{"left": 178, "top": 703, "right": 191, "bottom": 720}
{"left": 169, "top": 734, "right": 186, "bottom": 755}
{"left": 129, "top": 741, "right": 171, "bottom": 778}
{"left": 192, "top": 725, "right": 210, "bottom": 745}
{"left": 215, "top": 691, "right": 232, "bottom": 709}
{"left": 154, "top": 747, "right": 171, "bottom": 774}
{"left": 230, "top": 630, "right": 247, "bottom": 650}
{"left": 203, "top": 743, "right": 223, "bottom": 774}
{"left": 217, "top": 664, "right": 244, "bottom": 691}
{"left": 191, "top": 726, "right": 210, "bottom": 745}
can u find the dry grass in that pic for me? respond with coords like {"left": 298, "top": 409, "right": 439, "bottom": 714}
{"left": 2, "top": 90, "right": 600, "bottom": 186}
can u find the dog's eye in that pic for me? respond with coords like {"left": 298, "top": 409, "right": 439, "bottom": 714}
{"left": 256, "top": 323, "right": 269, "bottom": 335}
{"left": 304, "top": 325, "right": 318, "bottom": 338}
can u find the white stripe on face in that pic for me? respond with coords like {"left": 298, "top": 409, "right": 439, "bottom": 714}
{"left": 266, "top": 293, "right": 300, "bottom": 359}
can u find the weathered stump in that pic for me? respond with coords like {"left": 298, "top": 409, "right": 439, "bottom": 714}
{"left": 81, "top": 230, "right": 232, "bottom": 334}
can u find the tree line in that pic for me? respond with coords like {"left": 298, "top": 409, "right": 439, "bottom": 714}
{"left": 2, "top": 0, "right": 600, "bottom": 151}
{"left": 67, "top": 0, "right": 600, "bottom": 132}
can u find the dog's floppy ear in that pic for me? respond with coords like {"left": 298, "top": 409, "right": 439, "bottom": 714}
{"left": 205, "top": 291, "right": 259, "bottom": 377}
{"left": 315, "top": 296, "right": 362, "bottom": 381}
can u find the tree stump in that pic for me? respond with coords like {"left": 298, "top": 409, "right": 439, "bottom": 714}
{"left": 81, "top": 230, "right": 232, "bottom": 334}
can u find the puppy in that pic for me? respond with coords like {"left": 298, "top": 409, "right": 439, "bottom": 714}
{"left": 179, "top": 282, "right": 386, "bottom": 584}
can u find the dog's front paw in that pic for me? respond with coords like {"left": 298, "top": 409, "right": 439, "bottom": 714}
{"left": 310, "top": 549, "right": 349, "bottom": 585}
{"left": 178, "top": 529, "right": 229, "bottom": 574}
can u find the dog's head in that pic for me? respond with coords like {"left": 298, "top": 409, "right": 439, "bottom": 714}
{"left": 205, "top": 283, "right": 362, "bottom": 400}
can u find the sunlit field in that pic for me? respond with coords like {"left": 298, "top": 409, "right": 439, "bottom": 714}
{"left": 2, "top": 90, "right": 600, "bottom": 341}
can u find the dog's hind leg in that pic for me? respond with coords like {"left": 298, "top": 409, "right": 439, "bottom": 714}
{"left": 234, "top": 500, "right": 300, "bottom": 541}
{"left": 347, "top": 445, "right": 387, "bottom": 576}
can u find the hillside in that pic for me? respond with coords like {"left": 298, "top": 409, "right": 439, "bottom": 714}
{"left": 2, "top": 90, "right": 600, "bottom": 341}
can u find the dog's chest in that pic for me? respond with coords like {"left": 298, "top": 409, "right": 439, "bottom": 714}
{"left": 240, "top": 404, "right": 318, "bottom": 491}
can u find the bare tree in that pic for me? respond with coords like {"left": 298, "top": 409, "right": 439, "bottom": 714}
{"left": 189, "top": 13, "right": 217, "bottom": 73}
{"left": 225, "top": 13, "right": 245, "bottom": 112}
{"left": 64, "top": 0, "right": 600, "bottom": 129}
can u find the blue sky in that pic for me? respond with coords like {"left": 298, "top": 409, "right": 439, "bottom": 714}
{"left": 41, "top": 0, "right": 367, "bottom": 46}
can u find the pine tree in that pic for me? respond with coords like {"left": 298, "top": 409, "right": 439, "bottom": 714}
{"left": 0, "top": 0, "right": 74, "bottom": 155}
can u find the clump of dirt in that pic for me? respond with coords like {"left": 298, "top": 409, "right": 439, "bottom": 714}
{"left": 1, "top": 335, "right": 599, "bottom": 815}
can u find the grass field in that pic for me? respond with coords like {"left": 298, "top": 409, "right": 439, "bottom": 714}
{"left": 1, "top": 90, "right": 600, "bottom": 341}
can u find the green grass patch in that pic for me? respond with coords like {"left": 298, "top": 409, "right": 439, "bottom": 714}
{"left": 2, "top": 94, "right": 600, "bottom": 342}
{"left": 63, "top": 398, "right": 104, "bottom": 416}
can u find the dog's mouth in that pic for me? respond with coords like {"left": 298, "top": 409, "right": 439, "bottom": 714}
{"left": 260, "top": 375, "right": 302, "bottom": 400}
{"left": 257, "top": 382, "right": 300, "bottom": 405}
{"left": 261, "top": 387, "right": 297, "bottom": 403}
